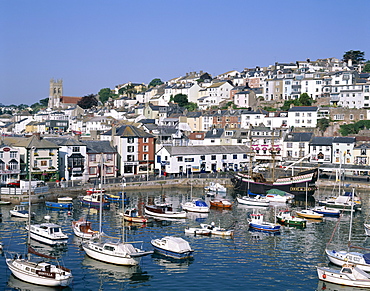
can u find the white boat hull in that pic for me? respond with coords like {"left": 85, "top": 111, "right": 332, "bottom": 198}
{"left": 182, "top": 205, "right": 210, "bottom": 213}
{"left": 317, "top": 266, "right": 370, "bottom": 288}
{"left": 6, "top": 259, "right": 73, "bottom": 287}
{"left": 82, "top": 242, "right": 139, "bottom": 266}
{"left": 326, "top": 249, "right": 370, "bottom": 272}
{"left": 236, "top": 197, "right": 269, "bottom": 207}
{"left": 365, "top": 224, "right": 370, "bottom": 236}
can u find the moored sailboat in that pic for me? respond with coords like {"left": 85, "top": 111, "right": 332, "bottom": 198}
{"left": 5, "top": 147, "right": 73, "bottom": 287}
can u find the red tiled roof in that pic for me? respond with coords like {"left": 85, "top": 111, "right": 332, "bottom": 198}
{"left": 60, "top": 96, "right": 83, "bottom": 104}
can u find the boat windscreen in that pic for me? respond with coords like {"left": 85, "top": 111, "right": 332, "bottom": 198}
{"left": 195, "top": 200, "right": 208, "bottom": 207}
{"left": 363, "top": 253, "right": 370, "bottom": 264}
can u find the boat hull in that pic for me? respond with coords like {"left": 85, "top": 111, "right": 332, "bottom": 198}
{"left": 45, "top": 201, "right": 72, "bottom": 210}
{"left": 236, "top": 197, "right": 269, "bottom": 207}
{"left": 82, "top": 243, "right": 139, "bottom": 266}
{"left": 6, "top": 259, "right": 72, "bottom": 287}
{"left": 317, "top": 266, "right": 370, "bottom": 288}
{"left": 248, "top": 222, "right": 281, "bottom": 232}
{"left": 276, "top": 217, "right": 306, "bottom": 227}
{"left": 144, "top": 206, "right": 187, "bottom": 218}
{"left": 232, "top": 168, "right": 318, "bottom": 197}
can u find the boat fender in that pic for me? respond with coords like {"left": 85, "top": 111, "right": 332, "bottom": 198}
{"left": 322, "top": 274, "right": 326, "bottom": 279}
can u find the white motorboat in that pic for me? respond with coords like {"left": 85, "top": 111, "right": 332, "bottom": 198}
{"left": 145, "top": 203, "right": 187, "bottom": 219}
{"left": 204, "top": 182, "right": 227, "bottom": 193}
{"left": 184, "top": 227, "right": 211, "bottom": 236}
{"left": 296, "top": 209, "right": 324, "bottom": 219}
{"left": 10, "top": 204, "right": 34, "bottom": 219}
{"left": 247, "top": 212, "right": 281, "bottom": 232}
{"left": 151, "top": 236, "right": 194, "bottom": 259}
{"left": 200, "top": 222, "right": 234, "bottom": 237}
{"left": 265, "top": 189, "right": 294, "bottom": 203}
{"left": 317, "top": 263, "right": 370, "bottom": 288}
{"left": 6, "top": 154, "right": 73, "bottom": 287}
{"left": 72, "top": 218, "right": 100, "bottom": 239}
{"left": 27, "top": 223, "right": 68, "bottom": 246}
{"left": 182, "top": 198, "right": 210, "bottom": 213}
{"left": 236, "top": 195, "right": 269, "bottom": 207}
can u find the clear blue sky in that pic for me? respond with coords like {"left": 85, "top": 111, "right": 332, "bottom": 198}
{"left": 1, "top": 0, "right": 369, "bottom": 106}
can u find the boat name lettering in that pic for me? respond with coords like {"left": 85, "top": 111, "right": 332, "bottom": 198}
{"left": 36, "top": 270, "right": 56, "bottom": 278}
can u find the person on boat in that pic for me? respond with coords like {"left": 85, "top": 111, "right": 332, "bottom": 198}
{"left": 209, "top": 222, "right": 215, "bottom": 230}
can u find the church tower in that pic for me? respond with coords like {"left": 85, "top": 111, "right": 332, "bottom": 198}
{"left": 48, "top": 78, "right": 63, "bottom": 109}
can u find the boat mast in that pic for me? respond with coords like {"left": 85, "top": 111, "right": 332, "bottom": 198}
{"left": 99, "top": 153, "right": 103, "bottom": 235}
{"left": 122, "top": 177, "right": 126, "bottom": 243}
{"left": 348, "top": 188, "right": 355, "bottom": 251}
{"left": 271, "top": 129, "right": 276, "bottom": 182}
{"left": 27, "top": 146, "right": 35, "bottom": 259}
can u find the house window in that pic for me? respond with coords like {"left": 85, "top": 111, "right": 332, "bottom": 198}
{"left": 106, "top": 166, "right": 113, "bottom": 174}
{"left": 128, "top": 137, "right": 134, "bottom": 144}
{"left": 287, "top": 151, "right": 292, "bottom": 157}
{"left": 222, "top": 155, "right": 227, "bottom": 159}
{"left": 72, "top": 147, "right": 79, "bottom": 152}
{"left": 349, "top": 114, "right": 354, "bottom": 120}
{"left": 41, "top": 161, "right": 47, "bottom": 167}
{"left": 106, "top": 153, "right": 113, "bottom": 161}
{"left": 287, "top": 143, "right": 293, "bottom": 148}
{"left": 211, "top": 155, "right": 216, "bottom": 160}
{"left": 177, "top": 157, "right": 183, "bottom": 162}
{"left": 295, "top": 113, "right": 300, "bottom": 117}
{"left": 200, "top": 155, "right": 205, "bottom": 160}
{"left": 127, "top": 146, "right": 134, "bottom": 152}
{"left": 127, "top": 155, "right": 134, "bottom": 161}
{"left": 89, "top": 154, "right": 96, "bottom": 162}
{"left": 143, "top": 145, "right": 148, "bottom": 152}
{"left": 143, "top": 138, "right": 148, "bottom": 143}
{"left": 49, "top": 160, "right": 53, "bottom": 167}
{"left": 34, "top": 160, "right": 37, "bottom": 167}
{"left": 143, "top": 154, "right": 148, "bottom": 161}
{"left": 233, "top": 154, "right": 237, "bottom": 159}
{"left": 10, "top": 151, "right": 17, "bottom": 158}
{"left": 184, "top": 158, "right": 194, "bottom": 162}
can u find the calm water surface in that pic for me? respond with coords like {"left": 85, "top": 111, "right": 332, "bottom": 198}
{"left": 0, "top": 187, "right": 369, "bottom": 291}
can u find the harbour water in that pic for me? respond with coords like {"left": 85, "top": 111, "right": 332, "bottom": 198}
{"left": 0, "top": 187, "right": 369, "bottom": 291}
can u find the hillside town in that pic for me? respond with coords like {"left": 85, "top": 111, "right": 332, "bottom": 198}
{"left": 1, "top": 56, "right": 370, "bottom": 187}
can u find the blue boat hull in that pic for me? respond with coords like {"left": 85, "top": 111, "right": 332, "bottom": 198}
{"left": 312, "top": 210, "right": 340, "bottom": 217}
{"left": 249, "top": 223, "right": 281, "bottom": 232}
{"left": 152, "top": 246, "right": 193, "bottom": 259}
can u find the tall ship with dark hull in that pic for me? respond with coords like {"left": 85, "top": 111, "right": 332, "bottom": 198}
{"left": 231, "top": 168, "right": 318, "bottom": 197}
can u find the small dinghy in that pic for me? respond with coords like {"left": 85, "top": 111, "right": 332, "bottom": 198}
{"left": 151, "top": 236, "right": 194, "bottom": 259}
{"left": 72, "top": 218, "right": 100, "bottom": 239}
{"left": 200, "top": 222, "right": 234, "bottom": 237}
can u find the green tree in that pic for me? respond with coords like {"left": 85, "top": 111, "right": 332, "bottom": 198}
{"left": 39, "top": 98, "right": 49, "bottom": 107}
{"left": 118, "top": 84, "right": 137, "bottom": 98}
{"left": 363, "top": 61, "right": 370, "bottom": 73}
{"left": 173, "top": 94, "right": 188, "bottom": 107}
{"left": 77, "top": 94, "right": 98, "bottom": 109}
{"left": 339, "top": 120, "right": 370, "bottom": 136}
{"left": 298, "top": 93, "right": 313, "bottom": 106}
{"left": 342, "top": 50, "right": 365, "bottom": 64}
{"left": 148, "top": 78, "right": 163, "bottom": 88}
{"left": 185, "top": 102, "right": 198, "bottom": 111}
{"left": 317, "top": 118, "right": 330, "bottom": 136}
{"left": 98, "top": 88, "right": 116, "bottom": 104}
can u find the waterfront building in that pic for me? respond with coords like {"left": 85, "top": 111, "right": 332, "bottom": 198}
{"left": 0, "top": 144, "right": 20, "bottom": 185}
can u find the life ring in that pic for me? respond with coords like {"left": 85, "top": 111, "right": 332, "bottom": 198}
{"left": 323, "top": 274, "right": 326, "bottom": 279}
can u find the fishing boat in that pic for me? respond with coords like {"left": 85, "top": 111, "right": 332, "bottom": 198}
{"left": 204, "top": 182, "right": 227, "bottom": 193}
{"left": 199, "top": 222, "right": 234, "bottom": 237}
{"left": 232, "top": 168, "right": 318, "bottom": 197}
{"left": 312, "top": 206, "right": 341, "bottom": 217}
{"left": 236, "top": 195, "right": 269, "bottom": 207}
{"left": 120, "top": 208, "right": 148, "bottom": 223}
{"left": 105, "top": 192, "right": 130, "bottom": 204}
{"left": 86, "top": 188, "right": 106, "bottom": 195}
{"left": 317, "top": 263, "right": 370, "bottom": 288}
{"left": 276, "top": 210, "right": 307, "bottom": 227}
{"left": 151, "top": 236, "right": 194, "bottom": 259}
{"left": 10, "top": 204, "right": 35, "bottom": 219}
{"left": 247, "top": 212, "right": 281, "bottom": 232}
{"left": 184, "top": 227, "right": 211, "bottom": 236}
{"left": 0, "top": 200, "right": 11, "bottom": 205}
{"left": 182, "top": 198, "right": 210, "bottom": 213}
{"left": 5, "top": 153, "right": 73, "bottom": 287}
{"left": 145, "top": 203, "right": 187, "bottom": 219}
{"left": 80, "top": 193, "right": 110, "bottom": 209}
{"left": 45, "top": 201, "right": 73, "bottom": 210}
{"left": 27, "top": 223, "right": 69, "bottom": 246}
{"left": 72, "top": 218, "right": 100, "bottom": 239}
{"left": 82, "top": 168, "right": 152, "bottom": 266}
{"left": 209, "top": 198, "right": 232, "bottom": 209}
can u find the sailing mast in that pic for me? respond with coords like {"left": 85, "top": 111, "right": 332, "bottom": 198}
{"left": 99, "top": 153, "right": 103, "bottom": 235}
{"left": 122, "top": 177, "right": 126, "bottom": 243}
{"left": 27, "top": 146, "right": 35, "bottom": 259}
{"left": 271, "top": 129, "right": 276, "bottom": 182}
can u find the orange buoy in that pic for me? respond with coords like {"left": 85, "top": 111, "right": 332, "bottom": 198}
{"left": 323, "top": 274, "right": 326, "bottom": 279}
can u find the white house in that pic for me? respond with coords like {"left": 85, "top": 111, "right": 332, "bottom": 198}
{"left": 287, "top": 106, "right": 318, "bottom": 128}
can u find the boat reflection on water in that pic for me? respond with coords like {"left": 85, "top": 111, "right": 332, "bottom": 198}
{"left": 151, "top": 252, "right": 194, "bottom": 273}
{"left": 317, "top": 279, "right": 370, "bottom": 291}
{"left": 186, "top": 211, "right": 208, "bottom": 222}
{"left": 7, "top": 274, "right": 72, "bottom": 291}
{"left": 29, "top": 238, "right": 68, "bottom": 258}
{"left": 82, "top": 255, "right": 151, "bottom": 282}
{"left": 249, "top": 228, "right": 281, "bottom": 241}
